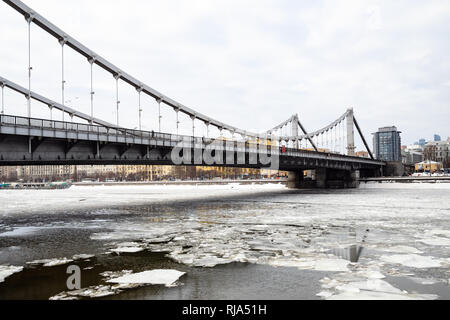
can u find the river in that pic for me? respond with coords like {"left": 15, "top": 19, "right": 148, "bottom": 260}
{"left": 0, "top": 182, "right": 449, "bottom": 300}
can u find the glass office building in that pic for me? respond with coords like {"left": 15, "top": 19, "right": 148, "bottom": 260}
{"left": 373, "top": 126, "right": 402, "bottom": 161}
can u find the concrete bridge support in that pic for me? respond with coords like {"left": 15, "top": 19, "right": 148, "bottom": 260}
{"left": 316, "top": 168, "right": 360, "bottom": 189}
{"left": 287, "top": 170, "right": 304, "bottom": 189}
{"left": 288, "top": 168, "right": 360, "bottom": 189}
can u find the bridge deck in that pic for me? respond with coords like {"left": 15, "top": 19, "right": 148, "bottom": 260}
{"left": 0, "top": 114, "right": 384, "bottom": 170}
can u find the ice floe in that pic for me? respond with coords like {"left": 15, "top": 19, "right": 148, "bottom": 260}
{"left": 325, "top": 290, "right": 437, "bottom": 300}
{"left": 267, "top": 256, "right": 350, "bottom": 272}
{"left": 373, "top": 245, "right": 423, "bottom": 254}
{"left": 0, "top": 265, "right": 23, "bottom": 283}
{"left": 49, "top": 284, "right": 136, "bottom": 300}
{"left": 50, "top": 269, "right": 184, "bottom": 300}
{"left": 418, "top": 237, "right": 450, "bottom": 246}
{"left": 100, "top": 270, "right": 133, "bottom": 280}
{"left": 72, "top": 254, "right": 95, "bottom": 260}
{"left": 2, "top": 183, "right": 449, "bottom": 300}
{"left": 423, "top": 229, "right": 450, "bottom": 238}
{"left": 318, "top": 272, "right": 438, "bottom": 300}
{"left": 27, "top": 258, "right": 73, "bottom": 267}
{"left": 0, "top": 226, "right": 47, "bottom": 237}
{"left": 314, "top": 259, "right": 444, "bottom": 300}
{"left": 380, "top": 254, "right": 443, "bottom": 269}
{"left": 410, "top": 277, "right": 440, "bottom": 285}
{"left": 106, "top": 269, "right": 185, "bottom": 287}
{"left": 110, "top": 247, "right": 145, "bottom": 254}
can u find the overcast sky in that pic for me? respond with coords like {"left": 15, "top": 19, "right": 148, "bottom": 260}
{"left": 1, "top": 0, "right": 449, "bottom": 148}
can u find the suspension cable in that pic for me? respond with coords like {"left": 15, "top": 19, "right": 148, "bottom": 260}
{"left": 114, "top": 74, "right": 120, "bottom": 127}
{"left": 59, "top": 38, "right": 66, "bottom": 121}
{"left": 331, "top": 127, "right": 336, "bottom": 153}
{"left": 157, "top": 99, "right": 162, "bottom": 132}
{"left": 1, "top": 84, "right": 4, "bottom": 114}
{"left": 89, "top": 58, "right": 95, "bottom": 121}
{"left": 138, "top": 89, "right": 142, "bottom": 131}
{"left": 175, "top": 109, "right": 179, "bottom": 135}
{"left": 27, "top": 16, "right": 32, "bottom": 118}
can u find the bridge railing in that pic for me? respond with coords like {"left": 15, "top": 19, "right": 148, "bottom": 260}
{"left": 0, "top": 114, "right": 385, "bottom": 165}
{"left": 0, "top": 113, "right": 311, "bottom": 153}
{"left": 0, "top": 114, "right": 246, "bottom": 147}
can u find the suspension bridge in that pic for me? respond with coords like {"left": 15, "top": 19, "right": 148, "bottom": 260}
{"left": 0, "top": 0, "right": 385, "bottom": 188}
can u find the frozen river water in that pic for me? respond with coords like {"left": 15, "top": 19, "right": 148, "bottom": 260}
{"left": 0, "top": 182, "right": 449, "bottom": 300}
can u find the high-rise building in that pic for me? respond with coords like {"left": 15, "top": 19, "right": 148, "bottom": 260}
{"left": 434, "top": 134, "right": 441, "bottom": 142}
{"left": 418, "top": 139, "right": 426, "bottom": 146}
{"left": 373, "top": 126, "right": 402, "bottom": 161}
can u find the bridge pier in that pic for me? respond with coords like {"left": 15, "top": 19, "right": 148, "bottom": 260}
{"left": 315, "top": 168, "right": 327, "bottom": 188}
{"left": 287, "top": 170, "right": 304, "bottom": 189}
{"left": 288, "top": 168, "right": 360, "bottom": 189}
{"left": 317, "top": 168, "right": 360, "bottom": 189}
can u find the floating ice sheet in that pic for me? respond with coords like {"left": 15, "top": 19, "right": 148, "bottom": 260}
{"left": 380, "top": 254, "right": 443, "bottom": 269}
{"left": 326, "top": 290, "right": 437, "bottom": 300}
{"left": 319, "top": 268, "right": 439, "bottom": 300}
{"left": 106, "top": 269, "right": 185, "bottom": 287}
{"left": 50, "top": 284, "right": 134, "bottom": 300}
{"left": 72, "top": 254, "right": 95, "bottom": 260}
{"left": 28, "top": 258, "right": 73, "bottom": 267}
{"left": 268, "top": 256, "right": 350, "bottom": 272}
{"left": 0, "top": 227, "right": 47, "bottom": 237}
{"left": 373, "top": 245, "right": 423, "bottom": 254}
{"left": 3, "top": 183, "right": 449, "bottom": 300}
{"left": 110, "top": 247, "right": 145, "bottom": 254}
{"left": 418, "top": 237, "right": 450, "bottom": 246}
{"left": 100, "top": 270, "right": 133, "bottom": 280}
{"left": 0, "top": 265, "right": 23, "bottom": 283}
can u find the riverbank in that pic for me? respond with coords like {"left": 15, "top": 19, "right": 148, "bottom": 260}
{"left": 74, "top": 179, "right": 287, "bottom": 187}
{"left": 73, "top": 176, "right": 450, "bottom": 187}
{"left": 360, "top": 176, "right": 450, "bottom": 183}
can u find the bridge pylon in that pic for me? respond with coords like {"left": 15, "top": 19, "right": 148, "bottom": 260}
{"left": 291, "top": 114, "right": 299, "bottom": 149}
{"left": 346, "top": 108, "right": 356, "bottom": 156}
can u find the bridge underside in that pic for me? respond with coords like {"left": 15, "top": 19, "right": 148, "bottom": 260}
{"left": 287, "top": 169, "right": 369, "bottom": 189}
{"left": 0, "top": 133, "right": 384, "bottom": 189}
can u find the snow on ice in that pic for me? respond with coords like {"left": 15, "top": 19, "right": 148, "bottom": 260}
{"left": 380, "top": 254, "right": 444, "bottom": 269}
{"left": 0, "top": 265, "right": 23, "bottom": 283}
{"left": 1, "top": 183, "right": 449, "bottom": 300}
{"left": 106, "top": 269, "right": 185, "bottom": 286}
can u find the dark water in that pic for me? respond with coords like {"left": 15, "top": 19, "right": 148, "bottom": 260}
{"left": 0, "top": 250, "right": 326, "bottom": 300}
{"left": 0, "top": 198, "right": 330, "bottom": 300}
